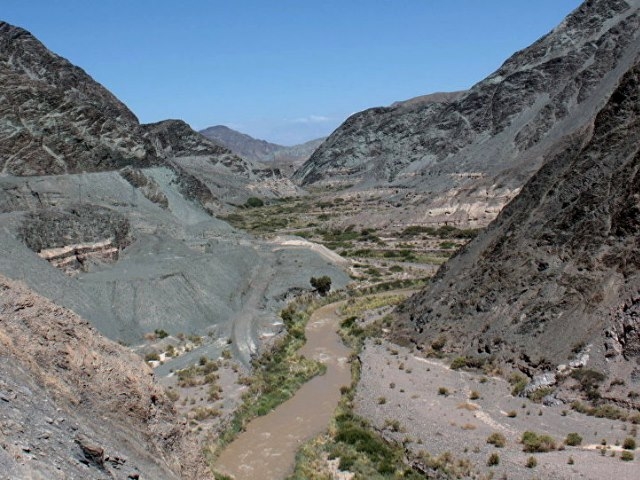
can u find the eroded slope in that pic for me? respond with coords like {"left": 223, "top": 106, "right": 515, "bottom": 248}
{"left": 0, "top": 275, "right": 211, "bottom": 479}
{"left": 395, "top": 59, "right": 640, "bottom": 397}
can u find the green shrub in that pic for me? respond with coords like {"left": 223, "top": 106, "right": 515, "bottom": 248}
{"left": 565, "top": 433, "right": 582, "bottom": 446}
{"left": 450, "top": 357, "right": 468, "bottom": 370}
{"left": 487, "top": 432, "right": 506, "bottom": 448}
{"left": 620, "top": 451, "right": 634, "bottom": 461}
{"left": 144, "top": 352, "right": 160, "bottom": 362}
{"left": 526, "top": 456, "right": 537, "bottom": 468}
{"left": 245, "top": 197, "right": 264, "bottom": 208}
{"left": 509, "top": 372, "right": 528, "bottom": 396}
{"left": 310, "top": 275, "right": 332, "bottom": 295}
{"left": 521, "top": 431, "right": 556, "bottom": 452}
{"left": 438, "top": 387, "right": 449, "bottom": 396}
{"left": 154, "top": 328, "right": 169, "bottom": 339}
{"left": 623, "top": 437, "right": 636, "bottom": 450}
{"left": 487, "top": 453, "right": 500, "bottom": 466}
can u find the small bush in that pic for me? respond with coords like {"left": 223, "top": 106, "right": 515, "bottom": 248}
{"left": 568, "top": 456, "right": 574, "bottom": 465}
{"left": 154, "top": 328, "right": 169, "bottom": 339}
{"left": 620, "top": 451, "right": 634, "bottom": 461}
{"left": 144, "top": 352, "right": 160, "bottom": 362}
{"left": 469, "top": 390, "right": 480, "bottom": 400}
{"left": 526, "top": 456, "right": 538, "bottom": 468}
{"left": 509, "top": 372, "right": 528, "bottom": 397}
{"left": 507, "top": 410, "right": 517, "bottom": 418}
{"left": 565, "top": 433, "right": 582, "bottom": 446}
{"left": 623, "top": 437, "right": 636, "bottom": 450}
{"left": 487, "top": 432, "right": 506, "bottom": 448}
{"left": 438, "top": 387, "right": 449, "bottom": 396}
{"left": 487, "top": 453, "right": 500, "bottom": 466}
{"left": 521, "top": 431, "right": 556, "bottom": 452}
{"left": 450, "top": 357, "right": 468, "bottom": 370}
{"left": 245, "top": 197, "right": 264, "bottom": 208}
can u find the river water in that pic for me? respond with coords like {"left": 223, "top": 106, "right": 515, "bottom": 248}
{"left": 215, "top": 301, "right": 351, "bottom": 479}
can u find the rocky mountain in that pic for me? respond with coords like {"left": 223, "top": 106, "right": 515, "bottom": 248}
{"left": 0, "top": 21, "right": 348, "bottom": 362}
{"left": 0, "top": 21, "right": 296, "bottom": 206}
{"left": 395, "top": 57, "right": 640, "bottom": 399}
{"left": 199, "top": 125, "right": 283, "bottom": 163}
{"left": 200, "top": 125, "right": 325, "bottom": 172}
{"left": 0, "top": 275, "right": 210, "bottom": 479}
{"left": 0, "top": 21, "right": 156, "bottom": 175}
{"left": 294, "top": 0, "right": 640, "bottom": 228}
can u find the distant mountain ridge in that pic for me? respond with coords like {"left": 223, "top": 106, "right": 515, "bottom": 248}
{"left": 200, "top": 124, "right": 325, "bottom": 169}
{"left": 294, "top": 0, "right": 640, "bottom": 227}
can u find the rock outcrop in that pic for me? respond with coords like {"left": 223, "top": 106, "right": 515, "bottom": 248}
{"left": 0, "top": 22, "right": 156, "bottom": 175}
{"left": 0, "top": 274, "right": 211, "bottom": 479}
{"left": 294, "top": 0, "right": 640, "bottom": 227}
{"left": 395, "top": 58, "right": 640, "bottom": 399}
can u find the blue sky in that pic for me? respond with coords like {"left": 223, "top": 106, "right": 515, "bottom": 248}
{"left": 4, "top": 1, "right": 582, "bottom": 145}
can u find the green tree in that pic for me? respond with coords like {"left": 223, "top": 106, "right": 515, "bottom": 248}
{"left": 310, "top": 275, "right": 332, "bottom": 295}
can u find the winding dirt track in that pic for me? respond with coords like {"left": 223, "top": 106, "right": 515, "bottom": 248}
{"left": 215, "top": 301, "right": 351, "bottom": 480}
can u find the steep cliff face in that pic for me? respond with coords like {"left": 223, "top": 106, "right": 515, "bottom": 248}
{"left": 0, "top": 275, "right": 211, "bottom": 479}
{"left": 395, "top": 59, "right": 640, "bottom": 395}
{"left": 294, "top": 0, "right": 640, "bottom": 226}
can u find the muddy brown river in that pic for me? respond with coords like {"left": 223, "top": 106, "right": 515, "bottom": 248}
{"left": 215, "top": 301, "right": 351, "bottom": 480}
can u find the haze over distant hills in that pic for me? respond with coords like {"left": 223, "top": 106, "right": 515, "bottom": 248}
{"left": 200, "top": 125, "right": 325, "bottom": 173}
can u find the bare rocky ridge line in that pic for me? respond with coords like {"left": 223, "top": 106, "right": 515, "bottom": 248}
{"left": 395, "top": 56, "right": 640, "bottom": 401}
{"left": 294, "top": 0, "right": 640, "bottom": 227}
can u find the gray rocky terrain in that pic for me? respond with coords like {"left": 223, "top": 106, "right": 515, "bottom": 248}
{"left": 0, "top": 20, "right": 348, "bottom": 365}
{"left": 0, "top": 275, "right": 210, "bottom": 479}
{"left": 294, "top": 0, "right": 640, "bottom": 228}
{"left": 395, "top": 56, "right": 640, "bottom": 401}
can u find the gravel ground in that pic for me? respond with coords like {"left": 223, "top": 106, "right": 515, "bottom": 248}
{"left": 355, "top": 339, "right": 638, "bottom": 479}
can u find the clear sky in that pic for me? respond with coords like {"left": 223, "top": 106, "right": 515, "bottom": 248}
{"left": 4, "top": 1, "right": 582, "bottom": 145}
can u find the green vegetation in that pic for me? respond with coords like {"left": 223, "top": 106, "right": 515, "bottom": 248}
{"left": 449, "top": 355, "right": 490, "bottom": 371}
{"left": 487, "top": 432, "right": 506, "bottom": 448}
{"left": 526, "top": 456, "right": 538, "bottom": 468}
{"left": 620, "top": 451, "right": 634, "bottom": 461}
{"left": 288, "top": 292, "right": 430, "bottom": 479}
{"left": 399, "top": 225, "right": 479, "bottom": 239}
{"left": 571, "top": 368, "right": 605, "bottom": 401}
{"left": 528, "top": 386, "right": 554, "bottom": 403}
{"left": 144, "top": 352, "right": 160, "bottom": 362}
{"left": 570, "top": 401, "right": 629, "bottom": 421}
{"left": 509, "top": 372, "right": 528, "bottom": 397}
{"left": 208, "top": 298, "right": 329, "bottom": 461}
{"left": 244, "top": 197, "right": 264, "bottom": 208}
{"left": 342, "top": 294, "right": 405, "bottom": 317}
{"left": 565, "top": 433, "right": 582, "bottom": 446}
{"left": 154, "top": 328, "right": 169, "bottom": 339}
{"left": 521, "top": 431, "right": 556, "bottom": 453}
{"left": 622, "top": 437, "right": 636, "bottom": 450}
{"left": 310, "top": 275, "right": 332, "bottom": 295}
{"left": 487, "top": 453, "right": 500, "bottom": 466}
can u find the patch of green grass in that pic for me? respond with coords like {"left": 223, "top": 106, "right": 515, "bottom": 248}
{"left": 565, "top": 433, "right": 582, "bottom": 446}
